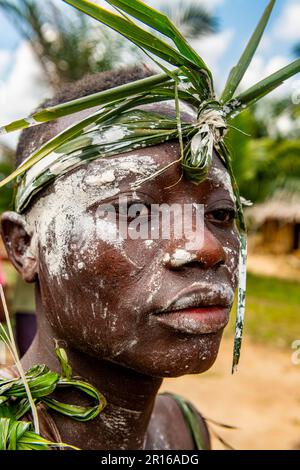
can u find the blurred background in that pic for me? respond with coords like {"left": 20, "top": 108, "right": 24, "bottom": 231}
{"left": 0, "top": 0, "right": 299, "bottom": 450}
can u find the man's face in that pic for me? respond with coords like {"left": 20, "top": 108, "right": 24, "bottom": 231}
{"left": 24, "top": 136, "right": 239, "bottom": 377}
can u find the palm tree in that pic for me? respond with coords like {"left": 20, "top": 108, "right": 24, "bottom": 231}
{"left": 159, "top": 1, "right": 218, "bottom": 39}
{"left": 227, "top": 104, "right": 300, "bottom": 204}
{"left": 294, "top": 43, "right": 300, "bottom": 57}
{"left": 0, "top": 1, "right": 219, "bottom": 90}
{"left": 0, "top": 0, "right": 129, "bottom": 89}
{"left": 0, "top": 0, "right": 219, "bottom": 214}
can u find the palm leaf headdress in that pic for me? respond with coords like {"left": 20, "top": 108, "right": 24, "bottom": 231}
{"left": 0, "top": 0, "right": 300, "bottom": 372}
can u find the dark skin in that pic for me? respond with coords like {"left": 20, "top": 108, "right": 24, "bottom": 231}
{"left": 0, "top": 105, "right": 239, "bottom": 450}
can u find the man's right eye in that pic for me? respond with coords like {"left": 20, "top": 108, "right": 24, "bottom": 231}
{"left": 205, "top": 208, "right": 237, "bottom": 225}
{"left": 95, "top": 202, "right": 152, "bottom": 222}
{"left": 123, "top": 203, "right": 151, "bottom": 222}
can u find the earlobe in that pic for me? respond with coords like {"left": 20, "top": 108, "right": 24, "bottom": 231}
{"left": 0, "top": 211, "right": 38, "bottom": 283}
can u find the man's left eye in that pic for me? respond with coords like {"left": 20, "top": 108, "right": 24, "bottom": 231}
{"left": 205, "top": 209, "right": 237, "bottom": 224}
{"left": 127, "top": 204, "right": 151, "bottom": 222}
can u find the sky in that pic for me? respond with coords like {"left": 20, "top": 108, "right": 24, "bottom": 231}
{"left": 0, "top": 0, "right": 299, "bottom": 148}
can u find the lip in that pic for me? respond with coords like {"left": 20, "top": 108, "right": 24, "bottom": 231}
{"left": 153, "top": 306, "right": 230, "bottom": 334}
{"left": 150, "top": 283, "right": 233, "bottom": 335}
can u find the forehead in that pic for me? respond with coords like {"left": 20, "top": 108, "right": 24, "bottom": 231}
{"left": 81, "top": 143, "right": 228, "bottom": 181}
{"left": 27, "top": 101, "right": 233, "bottom": 210}
{"left": 52, "top": 99, "right": 197, "bottom": 138}
{"left": 36, "top": 142, "right": 233, "bottom": 209}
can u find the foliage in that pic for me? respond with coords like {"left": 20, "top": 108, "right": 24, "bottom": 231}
{"left": 0, "top": 0, "right": 299, "bottom": 374}
{"left": 226, "top": 101, "right": 300, "bottom": 204}
{"left": 294, "top": 42, "right": 300, "bottom": 58}
{"left": 0, "top": 145, "right": 14, "bottom": 213}
{"left": 0, "top": 0, "right": 219, "bottom": 90}
{"left": 227, "top": 273, "right": 300, "bottom": 348}
{"left": 0, "top": 0, "right": 131, "bottom": 88}
{"left": 1, "top": 0, "right": 298, "bottom": 183}
{"left": 159, "top": 0, "right": 218, "bottom": 40}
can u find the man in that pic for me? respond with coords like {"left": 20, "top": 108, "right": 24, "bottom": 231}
{"left": 0, "top": 66, "right": 239, "bottom": 449}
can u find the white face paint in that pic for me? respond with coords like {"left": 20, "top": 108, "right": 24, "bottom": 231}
{"left": 24, "top": 155, "right": 159, "bottom": 280}
{"left": 146, "top": 250, "right": 165, "bottom": 304}
{"left": 85, "top": 169, "right": 116, "bottom": 185}
{"left": 224, "top": 246, "right": 239, "bottom": 285}
{"left": 209, "top": 166, "right": 235, "bottom": 203}
{"left": 163, "top": 249, "right": 197, "bottom": 268}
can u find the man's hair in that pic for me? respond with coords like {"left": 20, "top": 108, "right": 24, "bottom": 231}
{"left": 16, "top": 65, "right": 154, "bottom": 167}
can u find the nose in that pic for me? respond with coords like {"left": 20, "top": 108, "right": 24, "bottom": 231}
{"left": 163, "top": 227, "right": 227, "bottom": 270}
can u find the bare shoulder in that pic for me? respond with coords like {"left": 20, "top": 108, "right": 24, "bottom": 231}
{"left": 145, "top": 393, "right": 211, "bottom": 450}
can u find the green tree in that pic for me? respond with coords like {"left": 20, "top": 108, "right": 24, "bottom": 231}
{"left": 0, "top": 144, "right": 14, "bottom": 213}
{"left": 0, "top": 0, "right": 128, "bottom": 89}
{"left": 0, "top": 0, "right": 219, "bottom": 213}
{"left": 226, "top": 102, "right": 300, "bottom": 204}
{"left": 159, "top": 0, "right": 218, "bottom": 39}
{"left": 0, "top": 1, "right": 219, "bottom": 90}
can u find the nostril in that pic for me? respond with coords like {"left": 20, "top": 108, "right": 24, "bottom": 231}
{"left": 184, "top": 260, "right": 206, "bottom": 270}
{"left": 163, "top": 244, "right": 227, "bottom": 270}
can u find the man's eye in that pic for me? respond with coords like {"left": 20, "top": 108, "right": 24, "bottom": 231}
{"left": 127, "top": 204, "right": 151, "bottom": 222}
{"left": 113, "top": 202, "right": 151, "bottom": 222}
{"left": 205, "top": 209, "right": 237, "bottom": 224}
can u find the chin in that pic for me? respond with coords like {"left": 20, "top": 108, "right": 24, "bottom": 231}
{"left": 117, "top": 331, "right": 223, "bottom": 378}
{"left": 161, "top": 353, "right": 220, "bottom": 378}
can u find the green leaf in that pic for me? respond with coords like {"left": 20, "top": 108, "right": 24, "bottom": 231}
{"left": 55, "top": 342, "right": 72, "bottom": 379}
{"left": 221, "top": 0, "right": 276, "bottom": 103}
{"left": 0, "top": 72, "right": 173, "bottom": 134}
{"left": 0, "top": 104, "right": 121, "bottom": 188}
{"left": 160, "top": 393, "right": 207, "bottom": 450}
{"left": 0, "top": 417, "right": 10, "bottom": 450}
{"left": 0, "top": 365, "right": 59, "bottom": 399}
{"left": 105, "top": 0, "right": 212, "bottom": 75}
{"left": 8, "top": 420, "right": 31, "bottom": 450}
{"left": 1, "top": 88, "right": 192, "bottom": 190}
{"left": 0, "top": 417, "right": 78, "bottom": 450}
{"left": 42, "top": 377, "right": 106, "bottom": 422}
{"left": 225, "top": 58, "right": 300, "bottom": 117}
{"left": 63, "top": 0, "right": 200, "bottom": 71}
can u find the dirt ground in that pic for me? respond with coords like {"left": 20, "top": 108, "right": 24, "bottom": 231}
{"left": 160, "top": 336, "right": 300, "bottom": 450}
{"left": 247, "top": 253, "right": 300, "bottom": 283}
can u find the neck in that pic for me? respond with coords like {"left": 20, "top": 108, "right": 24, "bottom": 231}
{"left": 22, "top": 286, "right": 162, "bottom": 450}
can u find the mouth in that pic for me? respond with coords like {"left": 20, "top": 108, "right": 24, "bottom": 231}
{"left": 151, "top": 283, "right": 233, "bottom": 335}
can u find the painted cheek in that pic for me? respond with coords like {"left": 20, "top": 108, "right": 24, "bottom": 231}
{"left": 68, "top": 215, "right": 151, "bottom": 285}
{"left": 223, "top": 229, "right": 240, "bottom": 287}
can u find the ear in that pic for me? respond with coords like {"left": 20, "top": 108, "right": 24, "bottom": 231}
{"left": 0, "top": 211, "right": 38, "bottom": 283}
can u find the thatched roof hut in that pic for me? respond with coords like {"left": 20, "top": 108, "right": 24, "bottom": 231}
{"left": 246, "top": 191, "right": 300, "bottom": 254}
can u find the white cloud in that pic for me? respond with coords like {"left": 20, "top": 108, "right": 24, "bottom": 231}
{"left": 190, "top": 28, "right": 234, "bottom": 87}
{"left": 93, "top": 0, "right": 225, "bottom": 13}
{"left": 273, "top": 1, "right": 300, "bottom": 41}
{"left": 193, "top": 0, "right": 225, "bottom": 9}
{"left": 0, "top": 50, "right": 10, "bottom": 77}
{"left": 259, "top": 33, "right": 273, "bottom": 54}
{"left": 240, "top": 55, "right": 293, "bottom": 98}
{"left": 239, "top": 0, "right": 300, "bottom": 101}
{"left": 276, "top": 113, "right": 298, "bottom": 135}
{"left": 0, "top": 41, "right": 50, "bottom": 149}
{"left": 146, "top": 0, "right": 224, "bottom": 9}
